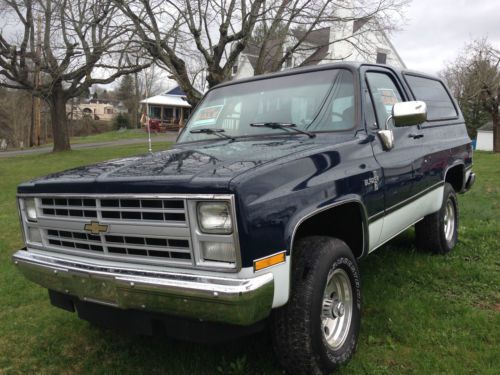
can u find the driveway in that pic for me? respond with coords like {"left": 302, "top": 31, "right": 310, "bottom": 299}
{"left": 0, "top": 135, "right": 177, "bottom": 158}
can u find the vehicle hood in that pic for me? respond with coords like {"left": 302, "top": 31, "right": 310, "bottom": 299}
{"left": 18, "top": 137, "right": 326, "bottom": 194}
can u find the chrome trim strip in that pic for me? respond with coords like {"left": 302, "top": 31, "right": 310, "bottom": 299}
{"left": 18, "top": 193, "right": 234, "bottom": 200}
{"left": 378, "top": 181, "right": 444, "bottom": 217}
{"left": 17, "top": 198, "right": 27, "bottom": 244}
{"left": 12, "top": 250, "right": 274, "bottom": 326}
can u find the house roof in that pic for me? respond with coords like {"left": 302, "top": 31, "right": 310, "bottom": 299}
{"left": 140, "top": 86, "right": 191, "bottom": 107}
{"left": 352, "top": 17, "right": 370, "bottom": 33}
{"left": 478, "top": 121, "right": 493, "bottom": 131}
{"left": 301, "top": 44, "right": 329, "bottom": 66}
{"left": 165, "top": 86, "right": 186, "bottom": 96}
{"left": 241, "top": 27, "right": 331, "bottom": 72}
{"left": 243, "top": 39, "right": 283, "bottom": 72}
{"left": 291, "top": 27, "right": 330, "bottom": 46}
{"left": 140, "top": 94, "right": 191, "bottom": 107}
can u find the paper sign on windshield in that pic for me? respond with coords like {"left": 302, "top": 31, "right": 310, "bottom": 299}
{"left": 191, "top": 105, "right": 223, "bottom": 127}
{"left": 378, "top": 88, "right": 399, "bottom": 114}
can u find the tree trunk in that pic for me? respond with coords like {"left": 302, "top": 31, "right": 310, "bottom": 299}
{"left": 493, "top": 111, "right": 500, "bottom": 153}
{"left": 48, "top": 84, "right": 71, "bottom": 152}
{"left": 29, "top": 94, "right": 36, "bottom": 147}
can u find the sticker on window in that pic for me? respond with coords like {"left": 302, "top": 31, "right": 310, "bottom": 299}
{"left": 378, "top": 88, "right": 399, "bottom": 114}
{"left": 191, "top": 105, "right": 223, "bottom": 127}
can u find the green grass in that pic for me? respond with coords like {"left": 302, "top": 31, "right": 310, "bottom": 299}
{"left": 0, "top": 149, "right": 498, "bottom": 374}
{"left": 70, "top": 129, "right": 174, "bottom": 145}
{"left": 6, "top": 130, "right": 173, "bottom": 151}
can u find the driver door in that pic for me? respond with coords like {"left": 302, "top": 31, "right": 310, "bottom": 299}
{"left": 364, "top": 68, "right": 423, "bottom": 249}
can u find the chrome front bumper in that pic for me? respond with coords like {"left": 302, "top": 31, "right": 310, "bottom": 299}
{"left": 12, "top": 250, "right": 274, "bottom": 326}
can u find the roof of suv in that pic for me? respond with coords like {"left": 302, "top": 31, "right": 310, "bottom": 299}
{"left": 214, "top": 61, "right": 439, "bottom": 90}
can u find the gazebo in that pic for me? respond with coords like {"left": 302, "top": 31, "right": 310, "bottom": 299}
{"left": 140, "top": 86, "right": 192, "bottom": 131}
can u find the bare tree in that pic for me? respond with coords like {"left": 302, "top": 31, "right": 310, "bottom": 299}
{"left": 115, "top": 0, "right": 407, "bottom": 107}
{"left": 137, "top": 64, "right": 170, "bottom": 98}
{"left": 250, "top": 0, "right": 408, "bottom": 75}
{"left": 0, "top": 0, "right": 149, "bottom": 151}
{"left": 441, "top": 39, "right": 500, "bottom": 152}
{"left": 114, "top": 0, "right": 266, "bottom": 106}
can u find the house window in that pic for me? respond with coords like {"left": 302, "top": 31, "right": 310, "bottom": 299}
{"left": 105, "top": 107, "right": 113, "bottom": 115}
{"left": 376, "top": 52, "right": 387, "bottom": 64}
{"left": 149, "top": 106, "right": 161, "bottom": 119}
{"left": 232, "top": 64, "right": 238, "bottom": 75}
{"left": 163, "top": 107, "right": 174, "bottom": 121}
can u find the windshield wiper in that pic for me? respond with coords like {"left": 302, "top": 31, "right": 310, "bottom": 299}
{"left": 189, "top": 128, "right": 235, "bottom": 141}
{"left": 249, "top": 122, "right": 316, "bottom": 138}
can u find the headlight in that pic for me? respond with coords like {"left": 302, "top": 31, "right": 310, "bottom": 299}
{"left": 201, "top": 241, "right": 236, "bottom": 263}
{"left": 27, "top": 227, "right": 42, "bottom": 244}
{"left": 197, "top": 201, "right": 233, "bottom": 234}
{"left": 24, "top": 198, "right": 38, "bottom": 222}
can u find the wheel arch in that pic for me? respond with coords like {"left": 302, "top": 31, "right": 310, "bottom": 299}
{"left": 289, "top": 198, "right": 369, "bottom": 260}
{"left": 444, "top": 162, "right": 465, "bottom": 193}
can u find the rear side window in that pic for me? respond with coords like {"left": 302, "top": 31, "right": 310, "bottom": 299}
{"left": 405, "top": 75, "right": 457, "bottom": 121}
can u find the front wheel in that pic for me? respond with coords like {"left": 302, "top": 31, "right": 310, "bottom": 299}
{"left": 272, "top": 236, "right": 361, "bottom": 375}
{"left": 415, "top": 182, "right": 459, "bottom": 254}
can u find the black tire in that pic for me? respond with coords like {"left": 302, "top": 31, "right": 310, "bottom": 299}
{"left": 271, "top": 236, "right": 361, "bottom": 375}
{"left": 415, "top": 182, "right": 459, "bottom": 254}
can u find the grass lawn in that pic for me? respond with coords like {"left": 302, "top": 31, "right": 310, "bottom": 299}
{"left": 70, "top": 129, "right": 176, "bottom": 145}
{"left": 0, "top": 148, "right": 498, "bottom": 374}
{"left": 5, "top": 130, "right": 174, "bottom": 151}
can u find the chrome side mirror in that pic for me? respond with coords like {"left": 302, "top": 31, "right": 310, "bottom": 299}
{"left": 392, "top": 101, "right": 427, "bottom": 127}
{"left": 378, "top": 128, "right": 394, "bottom": 151}
{"left": 377, "top": 112, "right": 396, "bottom": 151}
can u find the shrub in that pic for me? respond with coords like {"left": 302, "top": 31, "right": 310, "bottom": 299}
{"left": 113, "top": 113, "right": 131, "bottom": 130}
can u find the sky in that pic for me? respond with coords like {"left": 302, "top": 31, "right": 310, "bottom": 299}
{"left": 391, "top": 0, "right": 500, "bottom": 75}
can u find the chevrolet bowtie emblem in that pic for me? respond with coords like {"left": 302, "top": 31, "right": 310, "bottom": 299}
{"left": 84, "top": 221, "right": 109, "bottom": 234}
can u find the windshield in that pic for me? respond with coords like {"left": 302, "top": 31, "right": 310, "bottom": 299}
{"left": 178, "top": 69, "right": 355, "bottom": 143}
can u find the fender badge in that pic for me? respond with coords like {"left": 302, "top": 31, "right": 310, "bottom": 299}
{"left": 364, "top": 171, "right": 380, "bottom": 191}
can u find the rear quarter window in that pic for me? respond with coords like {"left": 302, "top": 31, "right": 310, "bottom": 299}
{"left": 404, "top": 75, "right": 458, "bottom": 121}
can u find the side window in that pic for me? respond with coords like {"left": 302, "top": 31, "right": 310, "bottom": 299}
{"left": 405, "top": 75, "right": 458, "bottom": 120}
{"left": 313, "top": 70, "right": 355, "bottom": 131}
{"left": 366, "top": 72, "right": 403, "bottom": 128}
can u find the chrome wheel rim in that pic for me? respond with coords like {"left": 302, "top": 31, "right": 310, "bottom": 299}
{"left": 443, "top": 198, "right": 455, "bottom": 242}
{"left": 321, "top": 268, "right": 353, "bottom": 350}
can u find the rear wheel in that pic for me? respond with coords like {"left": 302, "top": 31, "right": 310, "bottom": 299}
{"left": 272, "top": 236, "right": 361, "bottom": 375}
{"left": 415, "top": 182, "right": 459, "bottom": 254}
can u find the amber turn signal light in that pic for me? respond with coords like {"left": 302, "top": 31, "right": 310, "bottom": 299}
{"left": 254, "top": 251, "right": 286, "bottom": 271}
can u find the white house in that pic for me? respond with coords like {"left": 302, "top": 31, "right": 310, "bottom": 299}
{"left": 140, "top": 86, "right": 192, "bottom": 130}
{"left": 232, "top": 5, "right": 405, "bottom": 80}
{"left": 476, "top": 122, "right": 493, "bottom": 151}
{"left": 68, "top": 99, "right": 127, "bottom": 121}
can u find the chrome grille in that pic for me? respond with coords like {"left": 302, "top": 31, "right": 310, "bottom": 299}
{"left": 40, "top": 197, "right": 186, "bottom": 223}
{"left": 45, "top": 229, "right": 192, "bottom": 262}
{"left": 33, "top": 195, "right": 193, "bottom": 266}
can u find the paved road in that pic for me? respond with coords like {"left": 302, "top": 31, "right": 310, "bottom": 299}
{"left": 0, "top": 135, "right": 177, "bottom": 158}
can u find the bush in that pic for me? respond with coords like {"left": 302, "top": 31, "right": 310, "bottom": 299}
{"left": 113, "top": 113, "right": 132, "bottom": 130}
{"left": 70, "top": 118, "right": 113, "bottom": 137}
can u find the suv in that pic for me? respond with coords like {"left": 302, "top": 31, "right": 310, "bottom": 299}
{"left": 13, "top": 63, "right": 475, "bottom": 374}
